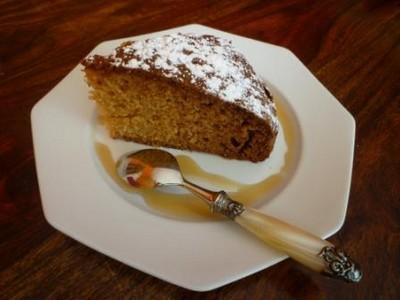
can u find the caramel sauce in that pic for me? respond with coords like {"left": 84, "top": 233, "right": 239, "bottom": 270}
{"left": 94, "top": 99, "right": 297, "bottom": 221}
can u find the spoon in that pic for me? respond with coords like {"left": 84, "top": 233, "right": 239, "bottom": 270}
{"left": 117, "top": 149, "right": 362, "bottom": 283}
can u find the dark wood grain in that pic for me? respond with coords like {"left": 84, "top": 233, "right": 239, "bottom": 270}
{"left": 0, "top": 0, "right": 399, "bottom": 299}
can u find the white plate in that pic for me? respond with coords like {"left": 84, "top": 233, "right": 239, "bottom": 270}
{"left": 31, "top": 24, "right": 355, "bottom": 291}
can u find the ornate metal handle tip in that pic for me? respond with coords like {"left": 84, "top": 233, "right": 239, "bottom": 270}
{"left": 211, "top": 191, "right": 245, "bottom": 219}
{"left": 319, "top": 246, "right": 362, "bottom": 283}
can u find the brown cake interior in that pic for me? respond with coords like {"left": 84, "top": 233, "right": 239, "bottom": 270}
{"left": 85, "top": 68, "right": 276, "bottom": 162}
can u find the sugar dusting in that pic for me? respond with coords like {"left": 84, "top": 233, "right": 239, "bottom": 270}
{"left": 88, "top": 33, "right": 278, "bottom": 129}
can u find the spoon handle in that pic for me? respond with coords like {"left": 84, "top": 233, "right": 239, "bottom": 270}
{"left": 212, "top": 192, "right": 362, "bottom": 283}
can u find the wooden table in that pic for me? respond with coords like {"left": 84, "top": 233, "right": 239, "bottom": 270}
{"left": 1, "top": 0, "right": 399, "bottom": 299}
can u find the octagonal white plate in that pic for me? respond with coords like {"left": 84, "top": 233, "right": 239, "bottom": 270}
{"left": 31, "top": 24, "right": 355, "bottom": 291}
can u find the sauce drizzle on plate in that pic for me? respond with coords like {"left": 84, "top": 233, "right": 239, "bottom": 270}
{"left": 95, "top": 99, "right": 297, "bottom": 221}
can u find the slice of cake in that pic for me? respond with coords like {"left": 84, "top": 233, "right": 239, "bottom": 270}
{"left": 82, "top": 33, "right": 278, "bottom": 162}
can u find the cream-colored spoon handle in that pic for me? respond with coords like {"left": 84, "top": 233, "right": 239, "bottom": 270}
{"left": 212, "top": 192, "right": 362, "bottom": 283}
{"left": 236, "top": 208, "right": 332, "bottom": 271}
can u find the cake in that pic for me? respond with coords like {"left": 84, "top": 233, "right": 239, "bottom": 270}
{"left": 82, "top": 33, "right": 278, "bottom": 162}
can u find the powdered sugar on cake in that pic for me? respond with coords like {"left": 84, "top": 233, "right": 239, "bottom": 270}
{"left": 86, "top": 33, "right": 278, "bottom": 130}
